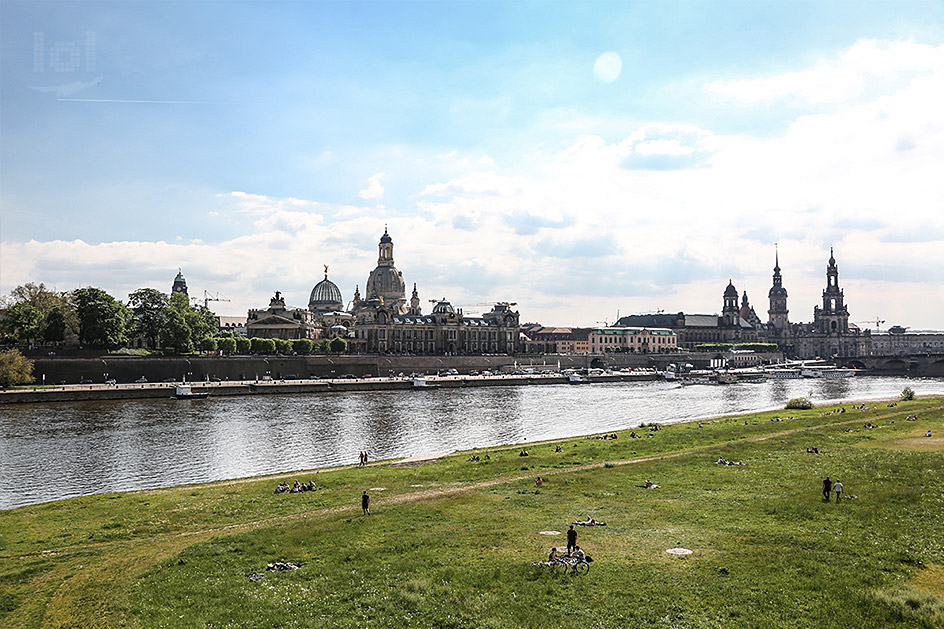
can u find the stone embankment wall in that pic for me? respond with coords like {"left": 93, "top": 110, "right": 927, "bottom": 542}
{"left": 1, "top": 372, "right": 660, "bottom": 404}
{"left": 26, "top": 353, "right": 688, "bottom": 386}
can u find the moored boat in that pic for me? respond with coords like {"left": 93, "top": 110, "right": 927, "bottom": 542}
{"left": 174, "top": 385, "right": 209, "bottom": 399}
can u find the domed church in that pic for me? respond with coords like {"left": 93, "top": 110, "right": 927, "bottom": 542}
{"left": 308, "top": 266, "right": 344, "bottom": 313}
{"left": 362, "top": 227, "right": 407, "bottom": 313}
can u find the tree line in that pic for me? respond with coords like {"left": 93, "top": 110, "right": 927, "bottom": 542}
{"left": 0, "top": 282, "right": 348, "bottom": 356}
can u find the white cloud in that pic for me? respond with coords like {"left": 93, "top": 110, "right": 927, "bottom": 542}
{"left": 706, "top": 39, "right": 944, "bottom": 106}
{"left": 358, "top": 172, "right": 385, "bottom": 200}
{"left": 2, "top": 40, "right": 942, "bottom": 329}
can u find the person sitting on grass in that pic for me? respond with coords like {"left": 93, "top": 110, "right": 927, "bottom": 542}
{"left": 548, "top": 547, "right": 560, "bottom": 563}
{"left": 573, "top": 546, "right": 586, "bottom": 562}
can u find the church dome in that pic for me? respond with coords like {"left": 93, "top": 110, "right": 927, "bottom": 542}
{"left": 309, "top": 271, "right": 344, "bottom": 312}
{"left": 768, "top": 285, "right": 788, "bottom": 298}
{"left": 432, "top": 299, "right": 455, "bottom": 315}
{"left": 724, "top": 280, "right": 738, "bottom": 298}
{"left": 366, "top": 266, "right": 405, "bottom": 304}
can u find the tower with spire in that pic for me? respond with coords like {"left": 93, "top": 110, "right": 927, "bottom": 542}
{"left": 813, "top": 247, "right": 850, "bottom": 335}
{"left": 767, "top": 245, "right": 790, "bottom": 333}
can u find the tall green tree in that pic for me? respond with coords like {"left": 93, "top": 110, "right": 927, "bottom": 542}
{"left": 0, "top": 302, "right": 43, "bottom": 344}
{"left": 0, "top": 349, "right": 35, "bottom": 387}
{"left": 41, "top": 305, "right": 67, "bottom": 344}
{"left": 128, "top": 288, "right": 170, "bottom": 349}
{"left": 72, "top": 287, "right": 132, "bottom": 349}
{"left": 160, "top": 308, "right": 194, "bottom": 354}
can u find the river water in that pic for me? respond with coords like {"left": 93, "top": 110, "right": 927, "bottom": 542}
{"left": 2, "top": 376, "right": 942, "bottom": 509}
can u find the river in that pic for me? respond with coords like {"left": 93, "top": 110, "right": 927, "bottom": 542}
{"left": 2, "top": 375, "right": 942, "bottom": 509}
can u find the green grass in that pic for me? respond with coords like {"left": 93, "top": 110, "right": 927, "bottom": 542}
{"left": 2, "top": 397, "right": 944, "bottom": 627}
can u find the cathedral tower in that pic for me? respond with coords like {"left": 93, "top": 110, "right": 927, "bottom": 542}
{"left": 767, "top": 246, "right": 789, "bottom": 332}
{"left": 814, "top": 247, "right": 850, "bottom": 334}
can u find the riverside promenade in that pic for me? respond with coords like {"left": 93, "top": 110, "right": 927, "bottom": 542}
{"left": 0, "top": 371, "right": 659, "bottom": 404}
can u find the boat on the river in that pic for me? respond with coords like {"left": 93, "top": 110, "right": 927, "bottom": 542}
{"left": 801, "top": 366, "right": 857, "bottom": 378}
{"left": 568, "top": 373, "right": 591, "bottom": 384}
{"left": 174, "top": 385, "right": 209, "bottom": 399}
{"left": 412, "top": 377, "right": 440, "bottom": 389}
{"left": 765, "top": 367, "right": 803, "bottom": 379}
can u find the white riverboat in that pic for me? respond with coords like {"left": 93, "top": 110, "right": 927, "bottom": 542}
{"left": 174, "top": 385, "right": 209, "bottom": 399}
{"left": 800, "top": 366, "right": 857, "bottom": 378}
{"left": 765, "top": 367, "right": 803, "bottom": 379}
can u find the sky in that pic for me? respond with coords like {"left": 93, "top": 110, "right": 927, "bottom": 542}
{"left": 1, "top": 1, "right": 943, "bottom": 330}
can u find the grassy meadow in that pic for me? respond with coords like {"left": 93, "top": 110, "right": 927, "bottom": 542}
{"left": 2, "top": 396, "right": 944, "bottom": 627}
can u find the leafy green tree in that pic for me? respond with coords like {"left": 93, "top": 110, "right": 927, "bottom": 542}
{"left": 1, "top": 302, "right": 43, "bottom": 343}
{"left": 251, "top": 338, "right": 276, "bottom": 354}
{"left": 901, "top": 387, "right": 916, "bottom": 401}
{"left": 293, "top": 339, "right": 314, "bottom": 354}
{"left": 72, "top": 287, "right": 132, "bottom": 349}
{"left": 0, "top": 349, "right": 35, "bottom": 387}
{"left": 316, "top": 339, "right": 330, "bottom": 353}
{"left": 41, "top": 305, "right": 67, "bottom": 344}
{"left": 200, "top": 337, "right": 218, "bottom": 353}
{"left": 161, "top": 308, "right": 194, "bottom": 354}
{"left": 235, "top": 336, "right": 251, "bottom": 354}
{"left": 275, "top": 339, "right": 293, "bottom": 354}
{"left": 128, "top": 288, "right": 169, "bottom": 349}
{"left": 329, "top": 337, "right": 348, "bottom": 353}
{"left": 217, "top": 337, "right": 237, "bottom": 355}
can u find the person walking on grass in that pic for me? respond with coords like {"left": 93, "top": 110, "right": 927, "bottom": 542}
{"left": 362, "top": 490, "right": 370, "bottom": 515}
{"left": 567, "top": 525, "right": 577, "bottom": 555}
{"left": 823, "top": 476, "right": 832, "bottom": 502}
{"left": 833, "top": 479, "right": 843, "bottom": 502}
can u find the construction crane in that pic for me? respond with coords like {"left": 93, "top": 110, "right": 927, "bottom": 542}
{"left": 854, "top": 317, "right": 885, "bottom": 331}
{"left": 201, "top": 290, "right": 231, "bottom": 310}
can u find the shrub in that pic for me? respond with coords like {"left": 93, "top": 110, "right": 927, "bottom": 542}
{"left": 274, "top": 339, "right": 293, "bottom": 354}
{"left": 786, "top": 397, "right": 814, "bottom": 410}
{"left": 0, "top": 349, "right": 35, "bottom": 387}
{"left": 901, "top": 387, "right": 915, "bottom": 401}
{"left": 200, "top": 337, "right": 218, "bottom": 353}
{"left": 250, "top": 338, "right": 276, "bottom": 354}
{"left": 235, "top": 336, "right": 251, "bottom": 354}
{"left": 293, "top": 339, "right": 314, "bottom": 354}
{"left": 217, "top": 337, "right": 237, "bottom": 355}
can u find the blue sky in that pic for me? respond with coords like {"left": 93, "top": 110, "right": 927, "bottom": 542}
{"left": 2, "top": 1, "right": 943, "bottom": 328}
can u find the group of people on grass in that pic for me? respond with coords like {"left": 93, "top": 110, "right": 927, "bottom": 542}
{"left": 275, "top": 480, "right": 316, "bottom": 493}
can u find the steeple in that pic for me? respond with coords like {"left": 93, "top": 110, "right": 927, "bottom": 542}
{"left": 767, "top": 244, "right": 789, "bottom": 331}
{"left": 409, "top": 283, "right": 421, "bottom": 315}
{"left": 377, "top": 227, "right": 394, "bottom": 266}
{"left": 816, "top": 247, "right": 849, "bottom": 334}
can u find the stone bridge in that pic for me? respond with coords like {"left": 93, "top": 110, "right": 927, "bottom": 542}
{"left": 845, "top": 354, "right": 944, "bottom": 377}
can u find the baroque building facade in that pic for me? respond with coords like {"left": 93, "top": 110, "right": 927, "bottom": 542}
{"left": 245, "top": 228, "right": 521, "bottom": 354}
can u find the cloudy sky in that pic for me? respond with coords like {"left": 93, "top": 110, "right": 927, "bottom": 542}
{"left": 2, "top": 1, "right": 942, "bottom": 330}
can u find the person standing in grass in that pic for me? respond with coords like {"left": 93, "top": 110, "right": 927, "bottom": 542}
{"left": 823, "top": 476, "right": 832, "bottom": 501}
{"left": 833, "top": 479, "right": 843, "bottom": 502}
{"left": 567, "top": 525, "right": 577, "bottom": 555}
{"left": 362, "top": 490, "right": 370, "bottom": 515}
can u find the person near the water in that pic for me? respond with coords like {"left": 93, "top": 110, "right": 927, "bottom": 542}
{"left": 567, "top": 525, "right": 577, "bottom": 555}
{"left": 823, "top": 476, "right": 832, "bottom": 501}
{"left": 361, "top": 490, "right": 370, "bottom": 515}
